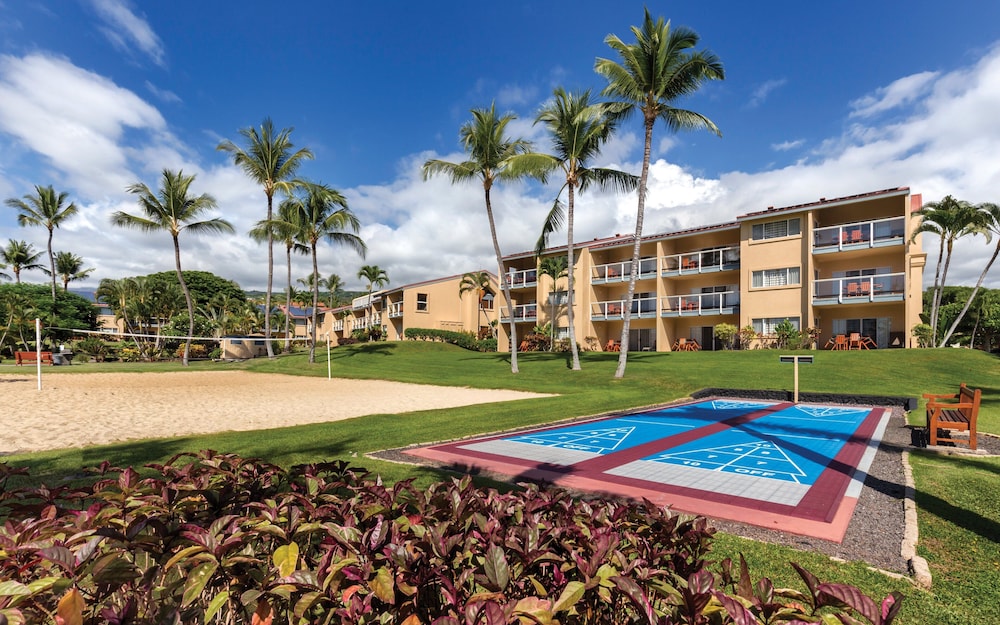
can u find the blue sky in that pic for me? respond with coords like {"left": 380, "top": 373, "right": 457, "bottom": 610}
{"left": 2, "top": 0, "right": 1000, "bottom": 292}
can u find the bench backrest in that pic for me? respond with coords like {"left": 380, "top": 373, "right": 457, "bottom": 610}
{"left": 958, "top": 383, "right": 982, "bottom": 422}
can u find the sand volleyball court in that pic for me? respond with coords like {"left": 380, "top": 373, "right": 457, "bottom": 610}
{"left": 0, "top": 370, "right": 551, "bottom": 454}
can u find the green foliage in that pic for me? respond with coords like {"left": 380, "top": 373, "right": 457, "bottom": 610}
{"left": 713, "top": 323, "right": 738, "bottom": 350}
{"left": 911, "top": 323, "right": 934, "bottom": 348}
{"left": 0, "top": 283, "right": 97, "bottom": 354}
{"left": 0, "top": 452, "right": 900, "bottom": 625}
{"left": 403, "top": 327, "right": 488, "bottom": 351}
{"left": 147, "top": 270, "right": 246, "bottom": 307}
{"left": 73, "top": 336, "right": 112, "bottom": 362}
{"left": 773, "top": 318, "right": 800, "bottom": 349}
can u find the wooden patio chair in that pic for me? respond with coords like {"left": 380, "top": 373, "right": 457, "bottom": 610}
{"left": 829, "top": 334, "right": 848, "bottom": 350}
{"left": 848, "top": 332, "right": 863, "bottom": 350}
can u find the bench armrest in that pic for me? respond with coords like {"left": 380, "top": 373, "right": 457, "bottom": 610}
{"left": 928, "top": 401, "right": 974, "bottom": 413}
{"left": 922, "top": 392, "right": 957, "bottom": 400}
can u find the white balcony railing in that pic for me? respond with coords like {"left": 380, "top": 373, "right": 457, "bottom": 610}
{"left": 812, "top": 273, "right": 906, "bottom": 303}
{"left": 660, "top": 291, "right": 738, "bottom": 316}
{"left": 813, "top": 217, "right": 905, "bottom": 251}
{"left": 591, "top": 296, "right": 658, "bottom": 319}
{"left": 591, "top": 258, "right": 657, "bottom": 284}
{"left": 505, "top": 268, "right": 537, "bottom": 289}
{"left": 661, "top": 246, "right": 740, "bottom": 275}
{"left": 500, "top": 304, "right": 538, "bottom": 322}
{"left": 386, "top": 302, "right": 403, "bottom": 318}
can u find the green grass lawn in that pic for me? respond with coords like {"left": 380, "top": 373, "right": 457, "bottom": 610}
{"left": 3, "top": 344, "right": 999, "bottom": 623}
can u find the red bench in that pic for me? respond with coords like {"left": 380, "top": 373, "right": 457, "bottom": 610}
{"left": 14, "top": 351, "right": 54, "bottom": 366}
{"left": 924, "top": 383, "right": 981, "bottom": 450}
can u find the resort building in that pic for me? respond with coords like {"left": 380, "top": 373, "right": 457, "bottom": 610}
{"left": 323, "top": 271, "right": 499, "bottom": 344}
{"left": 497, "top": 187, "right": 926, "bottom": 351}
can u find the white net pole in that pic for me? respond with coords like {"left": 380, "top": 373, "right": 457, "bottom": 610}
{"left": 35, "top": 318, "right": 42, "bottom": 391}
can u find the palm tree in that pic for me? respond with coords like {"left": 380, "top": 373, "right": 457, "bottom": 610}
{"left": 0, "top": 239, "right": 45, "bottom": 283}
{"left": 6, "top": 185, "right": 78, "bottom": 302}
{"left": 217, "top": 118, "right": 313, "bottom": 359}
{"left": 111, "top": 169, "right": 234, "bottom": 366}
{"left": 537, "top": 255, "right": 569, "bottom": 352}
{"left": 909, "top": 196, "right": 986, "bottom": 345}
{"left": 320, "top": 273, "right": 345, "bottom": 307}
{"left": 357, "top": 264, "right": 389, "bottom": 338}
{"left": 282, "top": 182, "right": 366, "bottom": 363}
{"left": 0, "top": 261, "right": 9, "bottom": 282}
{"left": 250, "top": 201, "right": 308, "bottom": 352}
{"left": 422, "top": 104, "right": 547, "bottom": 373}
{"left": 459, "top": 271, "right": 493, "bottom": 337}
{"left": 938, "top": 202, "right": 999, "bottom": 347}
{"left": 595, "top": 9, "right": 724, "bottom": 378}
{"left": 48, "top": 251, "right": 94, "bottom": 291}
{"left": 518, "top": 88, "right": 638, "bottom": 369}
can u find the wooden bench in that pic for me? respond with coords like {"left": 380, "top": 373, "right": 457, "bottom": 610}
{"left": 924, "top": 383, "right": 981, "bottom": 450}
{"left": 14, "top": 351, "right": 54, "bottom": 366}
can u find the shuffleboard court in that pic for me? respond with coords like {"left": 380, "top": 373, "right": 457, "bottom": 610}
{"left": 406, "top": 398, "right": 892, "bottom": 542}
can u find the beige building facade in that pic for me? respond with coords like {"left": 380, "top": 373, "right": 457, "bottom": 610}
{"left": 323, "top": 271, "right": 499, "bottom": 345}
{"left": 497, "top": 187, "right": 926, "bottom": 351}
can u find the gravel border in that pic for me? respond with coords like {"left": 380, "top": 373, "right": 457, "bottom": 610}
{"left": 370, "top": 393, "right": 1000, "bottom": 579}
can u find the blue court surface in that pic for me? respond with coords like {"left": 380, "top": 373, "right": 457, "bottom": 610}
{"left": 407, "top": 398, "right": 892, "bottom": 541}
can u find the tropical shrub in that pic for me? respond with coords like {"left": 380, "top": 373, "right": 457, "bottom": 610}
{"left": 774, "top": 319, "right": 800, "bottom": 349}
{"left": 713, "top": 323, "right": 738, "bottom": 350}
{"left": 175, "top": 343, "right": 208, "bottom": 360}
{"left": 911, "top": 323, "right": 933, "bottom": 348}
{"left": 0, "top": 453, "right": 902, "bottom": 625}
{"left": 738, "top": 325, "right": 757, "bottom": 350}
{"left": 73, "top": 337, "right": 112, "bottom": 362}
{"left": 519, "top": 332, "right": 550, "bottom": 352}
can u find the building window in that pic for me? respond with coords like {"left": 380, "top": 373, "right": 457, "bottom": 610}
{"left": 481, "top": 293, "right": 494, "bottom": 310}
{"left": 416, "top": 293, "right": 428, "bottom": 312}
{"left": 752, "top": 317, "right": 800, "bottom": 335}
{"left": 231, "top": 339, "right": 243, "bottom": 345}
{"left": 752, "top": 217, "right": 801, "bottom": 241}
{"left": 549, "top": 290, "right": 569, "bottom": 305}
{"left": 751, "top": 267, "right": 800, "bottom": 287}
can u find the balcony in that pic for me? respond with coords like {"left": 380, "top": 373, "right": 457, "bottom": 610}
{"left": 505, "top": 268, "right": 537, "bottom": 289}
{"left": 661, "top": 246, "right": 740, "bottom": 276}
{"left": 812, "top": 273, "right": 906, "bottom": 305}
{"left": 591, "top": 296, "right": 659, "bottom": 320}
{"left": 813, "top": 217, "right": 905, "bottom": 254}
{"left": 386, "top": 302, "right": 403, "bottom": 318}
{"left": 500, "top": 304, "right": 537, "bottom": 323}
{"left": 357, "top": 313, "right": 382, "bottom": 327}
{"left": 331, "top": 319, "right": 345, "bottom": 332}
{"left": 661, "top": 291, "right": 739, "bottom": 317}
{"left": 591, "top": 258, "right": 658, "bottom": 284}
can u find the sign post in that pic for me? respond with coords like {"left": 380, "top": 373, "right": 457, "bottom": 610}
{"left": 779, "top": 355, "right": 814, "bottom": 403}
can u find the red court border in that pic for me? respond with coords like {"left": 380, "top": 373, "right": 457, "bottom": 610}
{"left": 404, "top": 398, "right": 889, "bottom": 542}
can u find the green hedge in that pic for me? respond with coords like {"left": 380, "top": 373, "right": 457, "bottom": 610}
{"left": 403, "top": 327, "right": 494, "bottom": 352}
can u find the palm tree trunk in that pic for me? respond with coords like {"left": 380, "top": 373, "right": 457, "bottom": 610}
{"left": 933, "top": 240, "right": 956, "bottom": 344}
{"left": 615, "top": 116, "right": 654, "bottom": 379}
{"left": 927, "top": 237, "right": 945, "bottom": 339}
{"left": 309, "top": 243, "right": 319, "bottom": 363}
{"left": 264, "top": 192, "right": 275, "bottom": 359}
{"left": 284, "top": 244, "right": 293, "bottom": 353}
{"left": 173, "top": 236, "right": 193, "bottom": 367}
{"left": 938, "top": 242, "right": 1000, "bottom": 347}
{"left": 485, "top": 186, "right": 518, "bottom": 373}
{"left": 566, "top": 183, "right": 581, "bottom": 370}
{"left": 46, "top": 228, "right": 57, "bottom": 303}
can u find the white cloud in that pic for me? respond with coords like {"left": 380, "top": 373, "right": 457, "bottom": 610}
{"left": 748, "top": 78, "right": 787, "bottom": 107}
{"left": 849, "top": 70, "right": 938, "bottom": 118}
{"left": 0, "top": 53, "right": 176, "bottom": 198}
{"left": 772, "top": 139, "right": 805, "bottom": 151}
{"left": 144, "top": 80, "right": 181, "bottom": 104}
{"left": 89, "top": 0, "right": 166, "bottom": 67}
